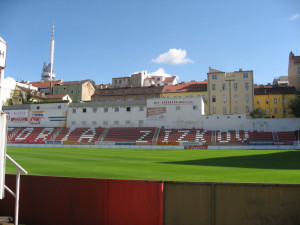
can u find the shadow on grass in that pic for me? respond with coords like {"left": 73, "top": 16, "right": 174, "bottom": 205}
{"left": 163, "top": 151, "right": 300, "bottom": 170}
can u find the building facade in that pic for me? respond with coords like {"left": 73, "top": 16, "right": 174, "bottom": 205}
{"left": 207, "top": 68, "right": 254, "bottom": 115}
{"left": 288, "top": 51, "right": 300, "bottom": 89}
{"left": 91, "top": 86, "right": 164, "bottom": 102}
{"left": 160, "top": 81, "right": 208, "bottom": 114}
{"left": 254, "top": 85, "right": 296, "bottom": 118}
{"left": 53, "top": 80, "right": 95, "bottom": 102}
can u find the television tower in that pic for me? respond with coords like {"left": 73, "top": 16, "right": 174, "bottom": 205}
{"left": 41, "top": 23, "right": 56, "bottom": 81}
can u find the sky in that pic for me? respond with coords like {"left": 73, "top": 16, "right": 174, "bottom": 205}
{"left": 1, "top": 0, "right": 300, "bottom": 85}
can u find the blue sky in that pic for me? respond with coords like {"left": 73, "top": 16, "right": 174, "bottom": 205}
{"left": 1, "top": 0, "right": 300, "bottom": 85}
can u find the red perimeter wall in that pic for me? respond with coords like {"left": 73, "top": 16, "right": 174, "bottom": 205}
{"left": 0, "top": 175, "right": 163, "bottom": 225}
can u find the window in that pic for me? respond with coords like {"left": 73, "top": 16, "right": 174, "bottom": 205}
{"left": 212, "top": 74, "right": 217, "bottom": 80}
{"left": 104, "top": 107, "right": 108, "bottom": 113}
{"left": 234, "top": 95, "right": 238, "bottom": 102}
{"left": 92, "top": 121, "right": 97, "bottom": 125}
{"left": 223, "top": 107, "right": 227, "bottom": 113}
{"left": 71, "top": 90, "right": 74, "bottom": 94}
{"left": 103, "top": 121, "right": 108, "bottom": 125}
{"left": 176, "top": 106, "right": 180, "bottom": 110}
{"left": 212, "top": 96, "right": 216, "bottom": 102}
{"left": 257, "top": 99, "right": 260, "bottom": 105}
{"left": 58, "top": 105, "right": 61, "bottom": 109}
{"left": 82, "top": 121, "right": 87, "bottom": 126}
{"left": 117, "top": 98, "right": 122, "bottom": 102}
{"left": 37, "top": 106, "right": 40, "bottom": 110}
{"left": 266, "top": 99, "right": 269, "bottom": 104}
{"left": 119, "top": 80, "right": 121, "bottom": 84}
{"left": 246, "top": 94, "right": 249, "bottom": 102}
{"left": 222, "top": 83, "right": 226, "bottom": 90}
{"left": 212, "top": 107, "right": 216, "bottom": 114}
{"left": 274, "top": 108, "right": 278, "bottom": 114}
{"left": 223, "top": 95, "right": 227, "bottom": 102}
{"left": 114, "top": 80, "right": 117, "bottom": 85}
{"left": 283, "top": 108, "right": 287, "bottom": 115}
{"left": 77, "top": 89, "right": 80, "bottom": 94}
{"left": 105, "top": 98, "right": 110, "bottom": 102}
{"left": 72, "top": 121, "right": 76, "bottom": 125}
{"left": 126, "top": 120, "right": 130, "bottom": 125}
{"left": 93, "top": 108, "right": 97, "bottom": 113}
{"left": 212, "top": 84, "right": 216, "bottom": 90}
{"left": 274, "top": 98, "right": 278, "bottom": 104}
{"left": 193, "top": 106, "right": 198, "bottom": 110}
{"left": 157, "top": 78, "right": 160, "bottom": 81}
{"left": 72, "top": 108, "right": 76, "bottom": 113}
{"left": 234, "top": 106, "right": 238, "bottom": 114}
{"left": 246, "top": 106, "right": 250, "bottom": 113}
{"left": 139, "top": 106, "right": 144, "bottom": 111}
{"left": 243, "top": 73, "right": 248, "bottom": 78}
{"left": 245, "top": 82, "right": 249, "bottom": 90}
{"left": 126, "top": 107, "right": 131, "bottom": 112}
{"left": 83, "top": 108, "right": 87, "bottom": 113}
{"left": 115, "top": 107, "right": 119, "bottom": 112}
{"left": 234, "top": 83, "right": 238, "bottom": 90}
{"left": 127, "top": 98, "right": 133, "bottom": 101}
{"left": 298, "top": 67, "right": 300, "bottom": 73}
{"left": 114, "top": 121, "right": 119, "bottom": 125}
{"left": 139, "top": 120, "right": 144, "bottom": 125}
{"left": 283, "top": 98, "right": 286, "bottom": 104}
{"left": 266, "top": 109, "right": 269, "bottom": 115}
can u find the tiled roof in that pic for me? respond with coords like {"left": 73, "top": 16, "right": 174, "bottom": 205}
{"left": 164, "top": 76, "right": 177, "bottom": 82}
{"left": 93, "top": 86, "right": 164, "bottom": 97}
{"left": 162, "top": 81, "right": 207, "bottom": 93}
{"left": 55, "top": 80, "right": 90, "bottom": 86}
{"left": 254, "top": 86, "right": 296, "bottom": 95}
{"left": 16, "top": 85, "right": 68, "bottom": 100}
{"left": 208, "top": 68, "right": 224, "bottom": 73}
{"left": 24, "top": 80, "right": 62, "bottom": 87}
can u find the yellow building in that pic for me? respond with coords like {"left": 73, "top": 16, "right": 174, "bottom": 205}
{"left": 207, "top": 68, "right": 254, "bottom": 115}
{"left": 160, "top": 81, "right": 208, "bottom": 113}
{"left": 254, "top": 85, "right": 296, "bottom": 118}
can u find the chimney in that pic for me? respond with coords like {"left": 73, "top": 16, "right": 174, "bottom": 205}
{"left": 239, "top": 68, "right": 242, "bottom": 72}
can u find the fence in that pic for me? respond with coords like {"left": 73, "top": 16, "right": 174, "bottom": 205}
{"left": 0, "top": 175, "right": 300, "bottom": 225}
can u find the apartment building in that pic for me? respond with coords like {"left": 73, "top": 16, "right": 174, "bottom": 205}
{"left": 254, "top": 85, "right": 296, "bottom": 118}
{"left": 288, "top": 51, "right": 300, "bottom": 89}
{"left": 207, "top": 67, "right": 254, "bottom": 115}
{"left": 53, "top": 80, "right": 95, "bottom": 102}
{"left": 160, "top": 81, "right": 208, "bottom": 114}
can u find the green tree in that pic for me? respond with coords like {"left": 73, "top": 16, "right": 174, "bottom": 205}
{"left": 250, "top": 108, "right": 267, "bottom": 118}
{"left": 289, "top": 90, "right": 300, "bottom": 117}
{"left": 5, "top": 98, "right": 13, "bottom": 106}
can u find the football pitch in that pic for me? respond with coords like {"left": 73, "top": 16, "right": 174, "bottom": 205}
{"left": 5, "top": 147, "right": 300, "bottom": 184}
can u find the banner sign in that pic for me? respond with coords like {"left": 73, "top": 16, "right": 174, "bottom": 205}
{"left": 147, "top": 107, "right": 166, "bottom": 120}
{"left": 153, "top": 100, "right": 193, "bottom": 105}
{"left": 5, "top": 110, "right": 29, "bottom": 125}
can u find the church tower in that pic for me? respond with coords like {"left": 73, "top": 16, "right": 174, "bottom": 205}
{"left": 41, "top": 23, "right": 56, "bottom": 81}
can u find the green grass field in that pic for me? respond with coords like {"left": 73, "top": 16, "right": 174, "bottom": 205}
{"left": 5, "top": 147, "right": 300, "bottom": 184}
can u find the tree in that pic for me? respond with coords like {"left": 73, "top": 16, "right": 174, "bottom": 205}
{"left": 250, "top": 108, "right": 267, "bottom": 118}
{"left": 289, "top": 90, "right": 300, "bottom": 117}
{"left": 89, "top": 79, "right": 97, "bottom": 89}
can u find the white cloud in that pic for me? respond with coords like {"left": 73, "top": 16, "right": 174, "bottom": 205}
{"left": 152, "top": 49, "right": 194, "bottom": 64}
{"left": 288, "top": 13, "right": 299, "bottom": 21}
